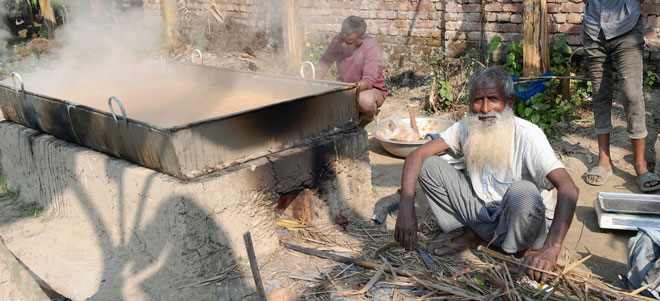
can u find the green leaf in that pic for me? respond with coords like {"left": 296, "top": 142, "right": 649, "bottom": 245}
{"left": 488, "top": 36, "right": 502, "bottom": 57}
{"left": 531, "top": 114, "right": 540, "bottom": 123}
{"left": 524, "top": 107, "right": 533, "bottom": 116}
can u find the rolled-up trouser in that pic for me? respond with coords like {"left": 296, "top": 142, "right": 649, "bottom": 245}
{"left": 583, "top": 19, "right": 647, "bottom": 139}
{"left": 418, "top": 156, "right": 549, "bottom": 253}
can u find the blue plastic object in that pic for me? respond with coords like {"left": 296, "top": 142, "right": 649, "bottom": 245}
{"left": 424, "top": 133, "right": 440, "bottom": 140}
{"left": 510, "top": 72, "right": 554, "bottom": 102}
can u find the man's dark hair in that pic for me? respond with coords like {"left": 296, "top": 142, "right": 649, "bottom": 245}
{"left": 468, "top": 66, "right": 515, "bottom": 100}
{"left": 340, "top": 16, "right": 367, "bottom": 38}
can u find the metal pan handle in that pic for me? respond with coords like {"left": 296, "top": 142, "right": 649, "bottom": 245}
{"left": 192, "top": 49, "right": 203, "bottom": 64}
{"left": 11, "top": 72, "right": 24, "bottom": 92}
{"left": 300, "top": 61, "right": 315, "bottom": 79}
{"left": 108, "top": 96, "right": 128, "bottom": 127}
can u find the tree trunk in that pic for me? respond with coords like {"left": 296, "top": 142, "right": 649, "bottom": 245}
{"left": 522, "top": 0, "right": 550, "bottom": 76}
{"left": 161, "top": 0, "right": 179, "bottom": 49}
{"left": 38, "top": 0, "right": 56, "bottom": 39}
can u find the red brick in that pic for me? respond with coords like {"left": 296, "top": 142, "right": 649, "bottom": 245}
{"left": 485, "top": 3, "right": 502, "bottom": 12}
{"left": 446, "top": 12, "right": 482, "bottom": 22}
{"left": 567, "top": 14, "right": 582, "bottom": 24}
{"left": 468, "top": 32, "right": 482, "bottom": 41}
{"left": 510, "top": 14, "right": 523, "bottom": 23}
{"left": 485, "top": 23, "right": 502, "bottom": 32}
{"left": 387, "top": 11, "right": 398, "bottom": 20}
{"left": 502, "top": 23, "right": 523, "bottom": 32}
{"left": 466, "top": 13, "right": 483, "bottom": 22}
{"left": 642, "top": 4, "right": 657, "bottom": 14}
{"left": 445, "top": 3, "right": 481, "bottom": 12}
{"left": 566, "top": 35, "right": 582, "bottom": 45}
{"left": 547, "top": 3, "right": 560, "bottom": 13}
{"left": 561, "top": 3, "right": 584, "bottom": 13}
{"left": 649, "top": 16, "right": 660, "bottom": 28}
{"left": 553, "top": 13, "right": 567, "bottom": 23}
{"left": 548, "top": 24, "right": 559, "bottom": 33}
{"left": 485, "top": 12, "right": 497, "bottom": 21}
{"left": 559, "top": 24, "right": 584, "bottom": 34}
{"left": 503, "top": 3, "right": 523, "bottom": 13}
{"left": 445, "top": 31, "right": 468, "bottom": 40}
{"left": 497, "top": 13, "right": 511, "bottom": 22}
{"left": 445, "top": 21, "right": 481, "bottom": 31}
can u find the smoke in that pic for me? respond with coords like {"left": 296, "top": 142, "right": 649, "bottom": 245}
{"left": 2, "top": 1, "right": 169, "bottom": 105}
{"left": 0, "top": 0, "right": 17, "bottom": 62}
{"left": 40, "top": 1, "right": 164, "bottom": 72}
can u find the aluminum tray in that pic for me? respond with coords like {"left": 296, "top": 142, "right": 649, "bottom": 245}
{"left": 594, "top": 192, "right": 660, "bottom": 231}
{"left": 0, "top": 62, "right": 359, "bottom": 179}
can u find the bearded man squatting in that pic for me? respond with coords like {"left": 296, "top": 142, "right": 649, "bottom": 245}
{"left": 394, "top": 67, "right": 580, "bottom": 283}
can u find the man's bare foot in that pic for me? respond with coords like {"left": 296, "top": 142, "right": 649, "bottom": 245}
{"left": 427, "top": 227, "right": 486, "bottom": 256}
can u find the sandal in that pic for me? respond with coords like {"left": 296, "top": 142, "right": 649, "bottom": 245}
{"left": 584, "top": 165, "right": 613, "bottom": 186}
{"left": 637, "top": 172, "right": 660, "bottom": 193}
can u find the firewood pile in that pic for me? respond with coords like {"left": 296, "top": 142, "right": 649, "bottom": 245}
{"left": 276, "top": 215, "right": 653, "bottom": 300}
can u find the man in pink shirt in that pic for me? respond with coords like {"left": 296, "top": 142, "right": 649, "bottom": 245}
{"left": 315, "top": 16, "right": 388, "bottom": 125}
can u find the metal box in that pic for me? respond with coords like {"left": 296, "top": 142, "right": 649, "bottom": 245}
{"left": 0, "top": 62, "right": 359, "bottom": 179}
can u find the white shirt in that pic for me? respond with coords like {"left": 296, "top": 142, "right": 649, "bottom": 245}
{"left": 440, "top": 117, "right": 565, "bottom": 218}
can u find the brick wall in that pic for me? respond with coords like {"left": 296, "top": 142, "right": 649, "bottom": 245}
{"left": 143, "top": 0, "right": 660, "bottom": 74}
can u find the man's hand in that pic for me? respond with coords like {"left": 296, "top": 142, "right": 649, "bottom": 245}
{"left": 394, "top": 201, "right": 417, "bottom": 250}
{"left": 394, "top": 137, "right": 450, "bottom": 251}
{"left": 521, "top": 245, "right": 560, "bottom": 283}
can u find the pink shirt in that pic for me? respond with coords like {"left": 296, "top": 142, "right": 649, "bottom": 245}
{"left": 317, "top": 35, "right": 388, "bottom": 99}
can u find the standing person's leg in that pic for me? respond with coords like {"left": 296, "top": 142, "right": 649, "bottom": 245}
{"left": 357, "top": 89, "right": 384, "bottom": 125}
{"left": 610, "top": 20, "right": 660, "bottom": 192}
{"left": 584, "top": 31, "right": 615, "bottom": 185}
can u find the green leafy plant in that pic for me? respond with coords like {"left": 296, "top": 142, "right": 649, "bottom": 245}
{"left": 644, "top": 70, "right": 657, "bottom": 92}
{"left": 510, "top": 35, "right": 590, "bottom": 135}
{"left": 429, "top": 55, "right": 456, "bottom": 111}
{"left": 12, "top": 41, "right": 26, "bottom": 53}
{"left": 17, "top": 201, "right": 43, "bottom": 218}
{"left": 485, "top": 35, "right": 501, "bottom": 68}
{"left": 0, "top": 173, "right": 20, "bottom": 199}
{"left": 502, "top": 41, "right": 523, "bottom": 77}
{"left": 550, "top": 36, "right": 572, "bottom": 76}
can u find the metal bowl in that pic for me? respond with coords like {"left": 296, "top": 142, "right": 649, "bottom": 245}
{"left": 372, "top": 117, "right": 455, "bottom": 158}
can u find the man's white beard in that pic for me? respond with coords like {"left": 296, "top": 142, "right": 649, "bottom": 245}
{"left": 464, "top": 107, "right": 514, "bottom": 175}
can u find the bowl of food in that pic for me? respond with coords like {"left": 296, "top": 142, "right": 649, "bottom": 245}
{"left": 372, "top": 117, "right": 455, "bottom": 158}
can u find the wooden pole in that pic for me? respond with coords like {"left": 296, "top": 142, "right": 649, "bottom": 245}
{"left": 243, "top": 232, "right": 266, "bottom": 300}
{"left": 284, "top": 242, "right": 419, "bottom": 277}
{"left": 37, "top": 0, "right": 56, "bottom": 39}
{"left": 0, "top": 238, "right": 50, "bottom": 300}
{"left": 522, "top": 0, "right": 550, "bottom": 76}
{"left": 160, "top": 0, "right": 179, "bottom": 49}
{"left": 283, "top": 0, "right": 302, "bottom": 65}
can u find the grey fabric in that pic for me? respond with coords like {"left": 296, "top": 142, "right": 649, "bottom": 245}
{"left": 624, "top": 228, "right": 660, "bottom": 299}
{"left": 419, "top": 156, "right": 549, "bottom": 254}
{"left": 583, "top": 0, "right": 641, "bottom": 41}
{"left": 584, "top": 19, "right": 647, "bottom": 139}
